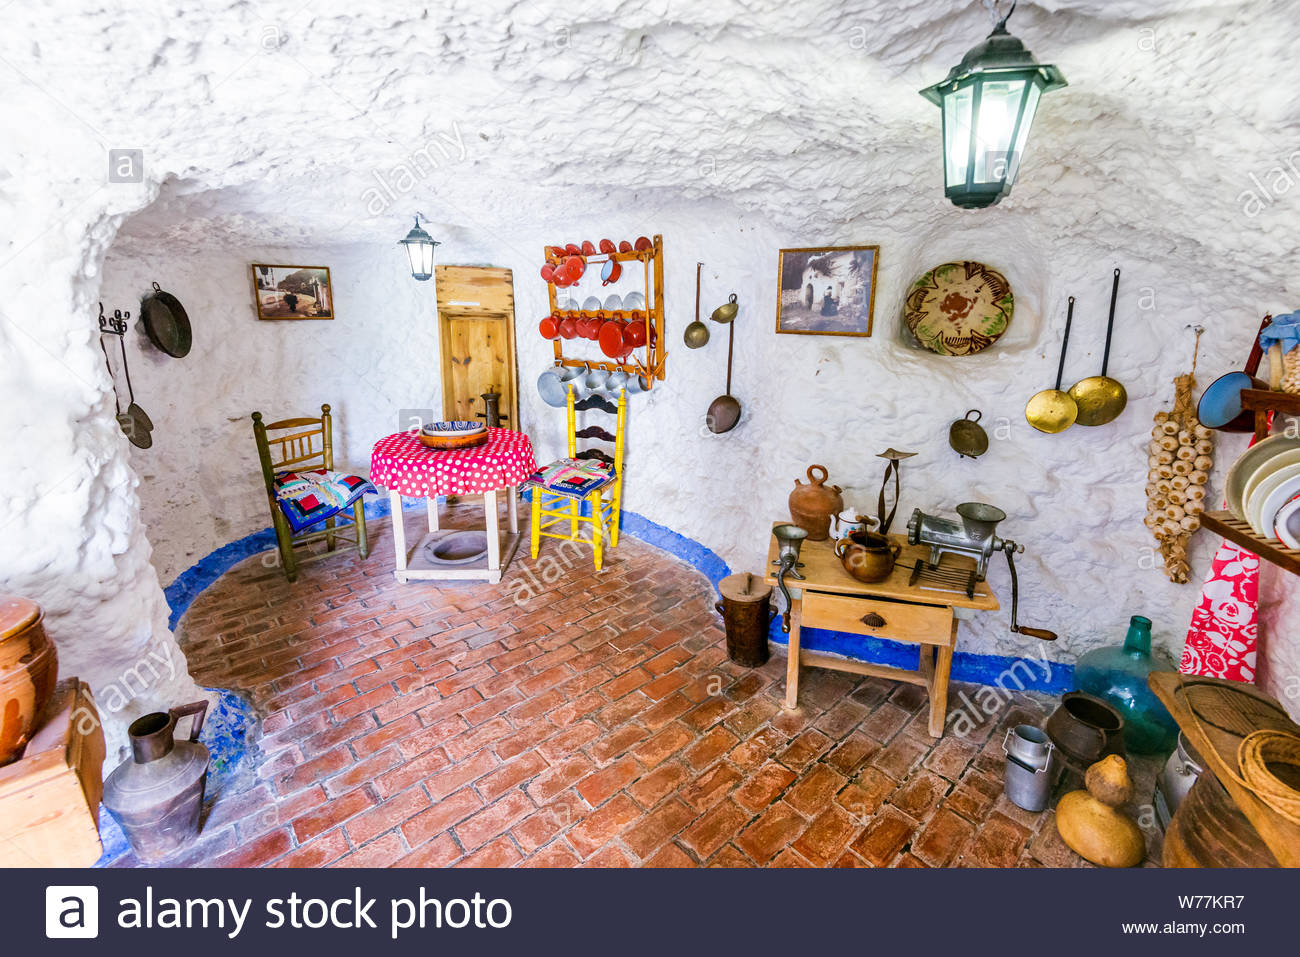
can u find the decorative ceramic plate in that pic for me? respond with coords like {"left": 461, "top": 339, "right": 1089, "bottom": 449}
{"left": 1247, "top": 464, "right": 1300, "bottom": 536}
{"left": 1241, "top": 448, "right": 1300, "bottom": 511}
{"left": 1225, "top": 433, "right": 1300, "bottom": 521}
{"left": 904, "top": 261, "right": 1013, "bottom": 356}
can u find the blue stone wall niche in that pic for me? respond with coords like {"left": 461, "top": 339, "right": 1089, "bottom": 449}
{"left": 97, "top": 494, "right": 1070, "bottom": 865}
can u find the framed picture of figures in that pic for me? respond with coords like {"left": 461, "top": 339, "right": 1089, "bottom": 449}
{"left": 775, "top": 245, "right": 879, "bottom": 337}
{"left": 251, "top": 264, "right": 335, "bottom": 320}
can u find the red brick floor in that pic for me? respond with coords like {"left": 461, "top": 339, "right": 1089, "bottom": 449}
{"left": 117, "top": 503, "right": 1163, "bottom": 868}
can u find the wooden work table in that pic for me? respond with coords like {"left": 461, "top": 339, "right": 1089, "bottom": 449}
{"left": 765, "top": 529, "right": 999, "bottom": 737}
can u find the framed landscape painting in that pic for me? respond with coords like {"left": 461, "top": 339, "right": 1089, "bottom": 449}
{"left": 251, "top": 264, "right": 334, "bottom": 320}
{"left": 775, "top": 245, "right": 879, "bottom": 337}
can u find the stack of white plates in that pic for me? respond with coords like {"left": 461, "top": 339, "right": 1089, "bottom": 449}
{"left": 1226, "top": 434, "right": 1300, "bottom": 544}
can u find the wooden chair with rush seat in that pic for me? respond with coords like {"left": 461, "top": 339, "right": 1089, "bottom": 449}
{"left": 527, "top": 386, "right": 626, "bottom": 570}
{"left": 251, "top": 403, "right": 376, "bottom": 582}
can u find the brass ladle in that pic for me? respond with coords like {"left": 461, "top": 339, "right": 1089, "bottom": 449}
{"left": 1025, "top": 296, "right": 1078, "bottom": 434}
{"left": 1069, "top": 268, "right": 1128, "bottom": 426}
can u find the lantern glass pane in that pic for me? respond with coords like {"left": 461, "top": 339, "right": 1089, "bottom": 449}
{"left": 1004, "top": 81, "right": 1042, "bottom": 186}
{"left": 942, "top": 84, "right": 974, "bottom": 188}
{"left": 972, "top": 78, "right": 1027, "bottom": 184}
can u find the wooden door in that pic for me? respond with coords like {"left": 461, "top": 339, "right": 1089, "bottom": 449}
{"left": 434, "top": 266, "right": 519, "bottom": 428}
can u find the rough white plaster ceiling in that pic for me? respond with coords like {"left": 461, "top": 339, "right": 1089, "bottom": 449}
{"left": 4, "top": 0, "right": 1298, "bottom": 284}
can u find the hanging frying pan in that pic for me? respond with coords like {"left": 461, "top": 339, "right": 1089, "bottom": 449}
{"left": 139, "top": 282, "right": 192, "bottom": 358}
{"left": 101, "top": 332, "right": 154, "bottom": 448}
{"left": 1197, "top": 315, "right": 1272, "bottom": 432}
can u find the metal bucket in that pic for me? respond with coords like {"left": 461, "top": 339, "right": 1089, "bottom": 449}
{"left": 1002, "top": 724, "right": 1057, "bottom": 812}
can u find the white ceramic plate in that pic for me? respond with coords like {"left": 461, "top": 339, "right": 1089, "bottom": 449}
{"left": 1273, "top": 494, "right": 1300, "bottom": 548}
{"left": 582, "top": 296, "right": 603, "bottom": 312}
{"left": 1255, "top": 473, "right": 1300, "bottom": 539}
{"left": 623, "top": 291, "right": 645, "bottom": 311}
{"left": 1247, "top": 462, "right": 1300, "bottom": 535}
{"left": 1225, "top": 433, "right": 1300, "bottom": 521}
{"left": 1242, "top": 448, "right": 1300, "bottom": 509}
{"left": 604, "top": 293, "right": 623, "bottom": 311}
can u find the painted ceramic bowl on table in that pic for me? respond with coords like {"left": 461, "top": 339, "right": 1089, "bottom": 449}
{"left": 418, "top": 421, "right": 489, "bottom": 450}
{"left": 0, "top": 595, "right": 59, "bottom": 766}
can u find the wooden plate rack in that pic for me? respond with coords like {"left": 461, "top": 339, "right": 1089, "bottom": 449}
{"left": 544, "top": 235, "right": 666, "bottom": 389}
{"left": 1199, "top": 389, "right": 1300, "bottom": 576}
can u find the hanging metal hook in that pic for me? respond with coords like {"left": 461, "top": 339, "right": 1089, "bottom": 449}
{"left": 98, "top": 302, "right": 127, "bottom": 336}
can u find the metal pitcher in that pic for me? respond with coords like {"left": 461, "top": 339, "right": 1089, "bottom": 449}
{"left": 102, "top": 700, "right": 210, "bottom": 862}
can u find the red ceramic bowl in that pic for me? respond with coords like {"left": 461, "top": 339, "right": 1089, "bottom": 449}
{"left": 581, "top": 240, "right": 596, "bottom": 256}
{"left": 564, "top": 243, "right": 582, "bottom": 256}
{"left": 540, "top": 263, "right": 555, "bottom": 282}
{"left": 599, "top": 238, "right": 616, "bottom": 254}
{"left": 539, "top": 316, "right": 559, "bottom": 339}
{"left": 559, "top": 317, "right": 578, "bottom": 339}
{"left": 618, "top": 240, "right": 633, "bottom": 253}
{"left": 634, "top": 236, "right": 652, "bottom": 251}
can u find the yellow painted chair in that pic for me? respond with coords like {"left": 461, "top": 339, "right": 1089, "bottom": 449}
{"left": 527, "top": 386, "right": 626, "bottom": 570}
{"left": 251, "top": 403, "right": 374, "bottom": 582}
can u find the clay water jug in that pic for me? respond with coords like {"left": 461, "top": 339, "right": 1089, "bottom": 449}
{"left": 0, "top": 595, "right": 59, "bottom": 766}
{"left": 103, "top": 700, "right": 209, "bottom": 862}
{"left": 788, "top": 464, "right": 843, "bottom": 541}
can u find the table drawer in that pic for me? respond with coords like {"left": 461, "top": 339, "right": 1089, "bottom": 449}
{"left": 801, "top": 592, "right": 952, "bottom": 645}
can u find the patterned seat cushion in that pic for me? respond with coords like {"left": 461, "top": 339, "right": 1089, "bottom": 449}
{"left": 525, "top": 458, "right": 615, "bottom": 498}
{"left": 273, "top": 469, "right": 376, "bottom": 533}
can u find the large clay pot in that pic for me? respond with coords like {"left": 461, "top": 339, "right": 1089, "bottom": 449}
{"left": 788, "top": 464, "right": 844, "bottom": 541}
{"left": 835, "top": 530, "right": 901, "bottom": 583}
{"left": 0, "top": 595, "right": 59, "bottom": 766}
{"left": 1045, "top": 691, "right": 1126, "bottom": 774}
{"left": 103, "top": 700, "right": 210, "bottom": 862}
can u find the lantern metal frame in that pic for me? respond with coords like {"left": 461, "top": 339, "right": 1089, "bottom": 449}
{"left": 919, "top": 2, "right": 1066, "bottom": 209}
{"left": 398, "top": 213, "right": 441, "bottom": 281}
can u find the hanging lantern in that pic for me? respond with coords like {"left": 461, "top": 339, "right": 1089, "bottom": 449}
{"left": 398, "top": 214, "right": 440, "bottom": 281}
{"left": 919, "top": 2, "right": 1066, "bottom": 209}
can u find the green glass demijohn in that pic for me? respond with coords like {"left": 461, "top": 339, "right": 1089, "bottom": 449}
{"left": 1073, "top": 616, "right": 1178, "bottom": 755}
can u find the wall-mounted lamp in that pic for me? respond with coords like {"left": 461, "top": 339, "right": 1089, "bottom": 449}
{"left": 398, "top": 213, "right": 441, "bottom": 281}
{"left": 919, "top": 1, "right": 1066, "bottom": 209}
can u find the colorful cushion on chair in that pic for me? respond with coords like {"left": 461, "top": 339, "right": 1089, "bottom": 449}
{"left": 525, "top": 458, "right": 615, "bottom": 498}
{"left": 273, "top": 469, "right": 376, "bottom": 533}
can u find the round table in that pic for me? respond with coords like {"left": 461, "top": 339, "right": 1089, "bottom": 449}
{"left": 370, "top": 428, "right": 538, "bottom": 583}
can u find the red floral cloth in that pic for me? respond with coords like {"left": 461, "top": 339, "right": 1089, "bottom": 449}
{"left": 1182, "top": 426, "right": 1265, "bottom": 684}
{"left": 369, "top": 428, "right": 537, "bottom": 498}
{"left": 1180, "top": 541, "right": 1258, "bottom": 683}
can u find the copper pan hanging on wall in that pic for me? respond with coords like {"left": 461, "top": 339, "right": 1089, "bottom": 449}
{"left": 139, "top": 281, "right": 193, "bottom": 358}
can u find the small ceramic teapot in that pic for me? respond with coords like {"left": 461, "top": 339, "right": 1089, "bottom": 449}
{"left": 788, "top": 465, "right": 843, "bottom": 541}
{"left": 835, "top": 529, "right": 901, "bottom": 583}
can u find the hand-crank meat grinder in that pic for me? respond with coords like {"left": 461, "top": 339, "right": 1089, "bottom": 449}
{"left": 906, "top": 502, "right": 1057, "bottom": 641}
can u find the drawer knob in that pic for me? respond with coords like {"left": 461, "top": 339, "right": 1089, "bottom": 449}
{"left": 860, "top": 612, "right": 886, "bottom": 628}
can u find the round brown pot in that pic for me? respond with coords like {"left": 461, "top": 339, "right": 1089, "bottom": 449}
{"left": 788, "top": 464, "right": 843, "bottom": 541}
{"left": 0, "top": 595, "right": 59, "bottom": 766}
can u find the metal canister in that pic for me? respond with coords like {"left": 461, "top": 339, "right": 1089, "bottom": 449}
{"left": 715, "top": 573, "right": 775, "bottom": 667}
{"left": 1002, "top": 724, "right": 1057, "bottom": 812}
{"left": 1155, "top": 731, "right": 1204, "bottom": 830}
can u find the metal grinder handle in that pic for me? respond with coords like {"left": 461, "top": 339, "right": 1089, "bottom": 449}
{"left": 1003, "top": 543, "right": 1057, "bottom": 641}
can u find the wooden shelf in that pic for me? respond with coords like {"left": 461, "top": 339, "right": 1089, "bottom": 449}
{"left": 1201, "top": 510, "right": 1300, "bottom": 576}
{"left": 545, "top": 234, "right": 666, "bottom": 389}
{"left": 1240, "top": 388, "right": 1300, "bottom": 440}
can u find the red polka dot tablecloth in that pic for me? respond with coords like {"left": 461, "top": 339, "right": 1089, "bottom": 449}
{"left": 369, "top": 428, "right": 538, "bottom": 498}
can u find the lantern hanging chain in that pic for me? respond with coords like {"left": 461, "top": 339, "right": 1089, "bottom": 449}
{"left": 983, "top": 0, "right": 1016, "bottom": 33}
